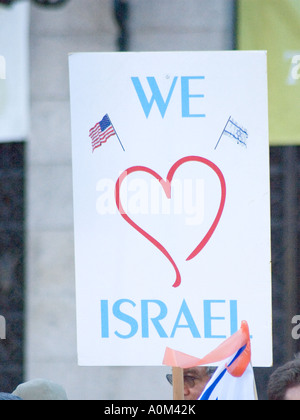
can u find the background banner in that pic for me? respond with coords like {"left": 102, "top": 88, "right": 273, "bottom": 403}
{"left": 0, "top": 2, "right": 29, "bottom": 142}
{"left": 238, "top": 0, "right": 300, "bottom": 145}
{"left": 69, "top": 51, "right": 272, "bottom": 367}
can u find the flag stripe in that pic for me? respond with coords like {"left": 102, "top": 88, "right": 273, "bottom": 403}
{"left": 91, "top": 127, "right": 115, "bottom": 142}
{"left": 89, "top": 122, "right": 100, "bottom": 134}
{"left": 91, "top": 132, "right": 113, "bottom": 145}
{"left": 92, "top": 130, "right": 115, "bottom": 147}
{"left": 92, "top": 132, "right": 115, "bottom": 150}
{"left": 92, "top": 129, "right": 115, "bottom": 144}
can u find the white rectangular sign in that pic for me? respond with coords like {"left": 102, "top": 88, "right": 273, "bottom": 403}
{"left": 0, "top": 2, "right": 29, "bottom": 142}
{"left": 69, "top": 51, "right": 272, "bottom": 367}
{"left": 0, "top": 55, "right": 5, "bottom": 80}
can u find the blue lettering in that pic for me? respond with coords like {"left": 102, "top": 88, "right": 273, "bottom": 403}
{"left": 101, "top": 299, "right": 239, "bottom": 339}
{"left": 170, "top": 299, "right": 201, "bottom": 338}
{"left": 100, "top": 300, "right": 109, "bottom": 338}
{"left": 204, "top": 300, "right": 226, "bottom": 339}
{"left": 132, "top": 76, "right": 206, "bottom": 118}
{"left": 113, "top": 299, "right": 138, "bottom": 339}
{"left": 181, "top": 76, "right": 205, "bottom": 118}
{"left": 131, "top": 76, "right": 178, "bottom": 118}
{"left": 141, "top": 300, "right": 168, "bottom": 338}
{"left": 230, "top": 300, "right": 238, "bottom": 335}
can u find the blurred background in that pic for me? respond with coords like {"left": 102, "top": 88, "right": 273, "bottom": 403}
{"left": 0, "top": 0, "right": 299, "bottom": 400}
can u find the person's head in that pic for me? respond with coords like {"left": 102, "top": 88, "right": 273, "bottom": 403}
{"left": 12, "top": 379, "right": 68, "bottom": 401}
{"left": 268, "top": 354, "right": 300, "bottom": 400}
{"left": 167, "top": 366, "right": 214, "bottom": 400}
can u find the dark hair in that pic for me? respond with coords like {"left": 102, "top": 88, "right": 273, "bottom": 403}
{"left": 268, "top": 354, "right": 300, "bottom": 400}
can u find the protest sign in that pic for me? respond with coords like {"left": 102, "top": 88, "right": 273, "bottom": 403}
{"left": 69, "top": 51, "right": 272, "bottom": 367}
{"left": 0, "top": 2, "right": 29, "bottom": 142}
{"left": 0, "top": 56, "right": 5, "bottom": 80}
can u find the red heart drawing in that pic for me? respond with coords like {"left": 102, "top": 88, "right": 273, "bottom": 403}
{"left": 115, "top": 156, "right": 226, "bottom": 288}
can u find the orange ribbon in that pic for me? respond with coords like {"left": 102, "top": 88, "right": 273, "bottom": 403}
{"left": 163, "top": 321, "right": 251, "bottom": 378}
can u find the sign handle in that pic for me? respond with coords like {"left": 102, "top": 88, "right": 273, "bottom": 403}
{"left": 251, "top": 363, "right": 259, "bottom": 400}
{"left": 172, "top": 367, "right": 184, "bottom": 400}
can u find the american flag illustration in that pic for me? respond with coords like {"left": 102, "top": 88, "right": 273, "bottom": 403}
{"left": 89, "top": 114, "right": 117, "bottom": 152}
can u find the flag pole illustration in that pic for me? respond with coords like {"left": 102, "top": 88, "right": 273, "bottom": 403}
{"left": 163, "top": 321, "right": 257, "bottom": 400}
{"left": 89, "top": 114, "right": 125, "bottom": 152}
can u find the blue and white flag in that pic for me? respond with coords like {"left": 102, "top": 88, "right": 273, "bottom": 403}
{"left": 164, "top": 321, "right": 257, "bottom": 401}
{"left": 223, "top": 117, "right": 248, "bottom": 147}
{"left": 199, "top": 348, "right": 257, "bottom": 401}
{"left": 215, "top": 116, "right": 248, "bottom": 149}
